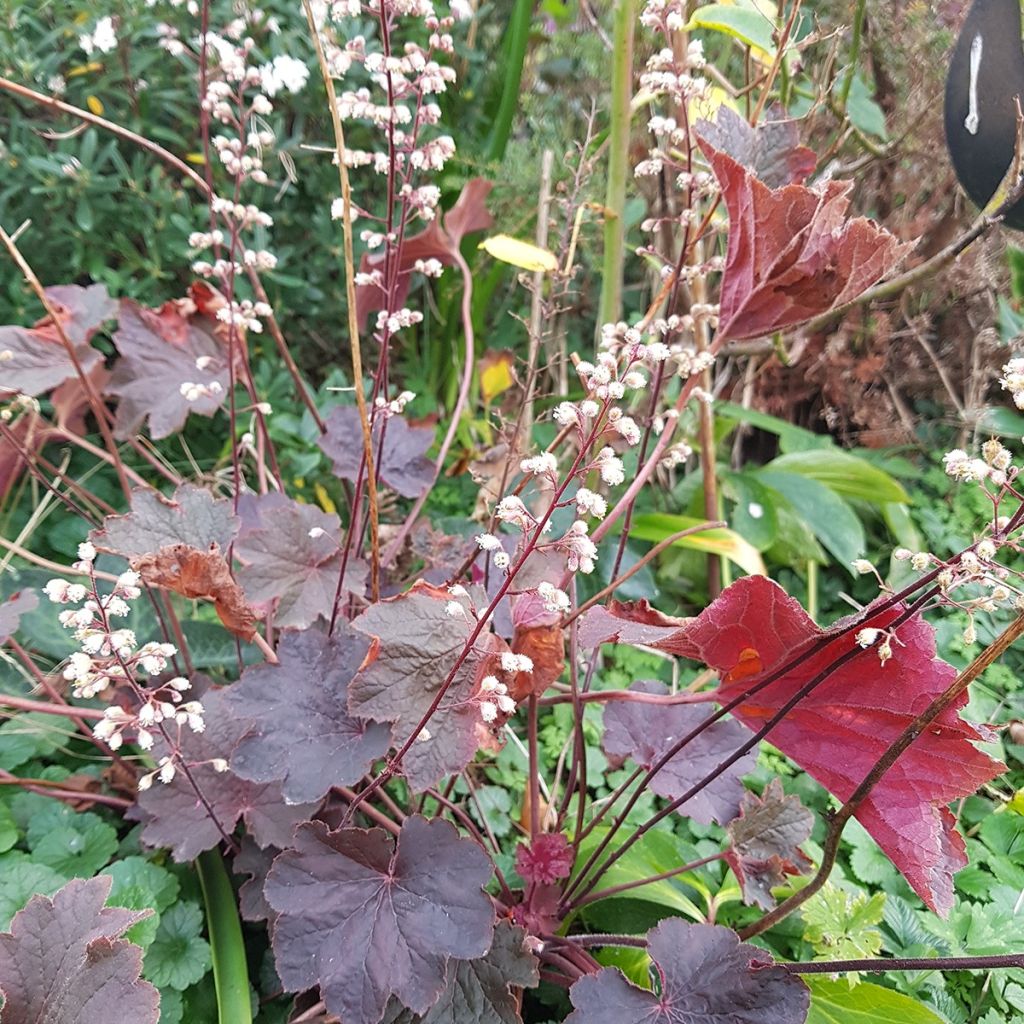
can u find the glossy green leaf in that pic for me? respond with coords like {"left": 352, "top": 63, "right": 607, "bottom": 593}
{"left": 30, "top": 812, "right": 119, "bottom": 878}
{"left": 758, "top": 470, "right": 865, "bottom": 569}
{"left": 715, "top": 400, "right": 831, "bottom": 454}
{"left": 806, "top": 978, "right": 946, "bottom": 1024}
{"left": 766, "top": 450, "right": 910, "bottom": 504}
{"left": 102, "top": 856, "right": 181, "bottom": 948}
{"left": 629, "top": 513, "right": 766, "bottom": 576}
{"left": 976, "top": 405, "right": 1024, "bottom": 438}
{"left": 721, "top": 471, "right": 779, "bottom": 551}
{"left": 144, "top": 901, "right": 212, "bottom": 990}
{"left": 686, "top": 4, "right": 778, "bottom": 53}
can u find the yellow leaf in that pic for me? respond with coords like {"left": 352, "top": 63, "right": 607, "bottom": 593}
{"left": 1009, "top": 790, "right": 1024, "bottom": 816}
{"left": 478, "top": 349, "right": 516, "bottom": 404}
{"left": 629, "top": 513, "right": 767, "bottom": 577}
{"left": 479, "top": 235, "right": 558, "bottom": 273}
{"left": 86, "top": 95, "right": 104, "bottom": 116}
{"left": 67, "top": 61, "right": 103, "bottom": 78}
{"left": 689, "top": 85, "right": 739, "bottom": 124}
{"left": 313, "top": 482, "right": 337, "bottom": 515}
{"left": 186, "top": 153, "right": 207, "bottom": 165}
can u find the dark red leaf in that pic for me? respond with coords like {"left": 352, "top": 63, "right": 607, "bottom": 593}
{"left": 697, "top": 106, "right": 816, "bottom": 188}
{"left": 235, "top": 497, "right": 365, "bottom": 629}
{"left": 577, "top": 600, "right": 693, "bottom": 654}
{"left": 0, "top": 284, "right": 113, "bottom": 397}
{"left": 0, "top": 590, "right": 38, "bottom": 644}
{"left": 355, "top": 178, "right": 493, "bottom": 327}
{"left": 265, "top": 815, "right": 495, "bottom": 1024}
{"left": 106, "top": 298, "right": 233, "bottom": 439}
{"left": 382, "top": 921, "right": 538, "bottom": 1024}
{"left": 132, "top": 688, "right": 316, "bottom": 861}
{"left": 233, "top": 837, "right": 278, "bottom": 923}
{"left": 725, "top": 779, "right": 813, "bottom": 909}
{"left": 515, "top": 833, "right": 574, "bottom": 885}
{"left": 91, "top": 484, "right": 239, "bottom": 556}
{"left": 697, "top": 136, "right": 913, "bottom": 341}
{"left": 320, "top": 407, "right": 435, "bottom": 499}
{"left": 221, "top": 624, "right": 390, "bottom": 803}
{"left": 602, "top": 680, "right": 755, "bottom": 826}
{"left": 584, "top": 576, "right": 1003, "bottom": 914}
{"left": 0, "top": 876, "right": 159, "bottom": 1024}
{"left": 566, "top": 917, "right": 808, "bottom": 1024}
{"left": 349, "top": 581, "right": 509, "bottom": 792}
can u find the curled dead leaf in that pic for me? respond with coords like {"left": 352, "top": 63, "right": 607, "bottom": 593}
{"left": 509, "top": 623, "right": 565, "bottom": 702}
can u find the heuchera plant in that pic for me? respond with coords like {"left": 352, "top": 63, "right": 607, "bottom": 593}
{"left": 3, "top": 1, "right": 1024, "bottom": 1023}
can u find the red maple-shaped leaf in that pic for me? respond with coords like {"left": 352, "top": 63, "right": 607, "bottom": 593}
{"left": 581, "top": 576, "right": 1003, "bottom": 914}
{"left": 515, "top": 832, "right": 575, "bottom": 885}
{"left": 698, "top": 135, "right": 914, "bottom": 341}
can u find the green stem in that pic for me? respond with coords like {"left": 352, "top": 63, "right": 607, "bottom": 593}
{"left": 197, "top": 849, "right": 252, "bottom": 1024}
{"left": 598, "top": 0, "right": 636, "bottom": 326}
{"left": 484, "top": 0, "right": 533, "bottom": 163}
{"left": 806, "top": 558, "right": 818, "bottom": 622}
{"left": 838, "top": 0, "right": 867, "bottom": 110}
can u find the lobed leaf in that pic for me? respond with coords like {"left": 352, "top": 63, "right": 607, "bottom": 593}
{"left": 602, "top": 680, "right": 755, "bottom": 825}
{"left": 0, "top": 875, "right": 159, "bottom": 1024}
{"left": 0, "top": 591, "right": 39, "bottom": 645}
{"left": 565, "top": 917, "right": 808, "bottom": 1024}
{"left": 221, "top": 624, "right": 390, "bottom": 803}
{"left": 265, "top": 815, "right": 496, "bottom": 1024}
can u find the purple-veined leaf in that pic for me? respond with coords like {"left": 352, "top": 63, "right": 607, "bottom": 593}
{"left": 566, "top": 918, "right": 808, "bottom": 1024}
{"left": 725, "top": 779, "right": 813, "bottom": 910}
{"left": 221, "top": 624, "right": 390, "bottom": 803}
{"left": 91, "top": 484, "right": 239, "bottom": 556}
{"left": 0, "top": 591, "right": 39, "bottom": 644}
{"left": 131, "top": 688, "right": 316, "bottom": 861}
{"left": 320, "top": 406, "right": 435, "bottom": 499}
{"left": 265, "top": 815, "right": 496, "bottom": 1024}
{"left": 0, "top": 875, "right": 159, "bottom": 1024}
{"left": 106, "top": 299, "right": 231, "bottom": 440}
{"left": 601, "top": 680, "right": 755, "bottom": 825}
{"left": 0, "top": 284, "right": 114, "bottom": 397}
{"left": 234, "top": 498, "right": 365, "bottom": 630}
{"left": 349, "top": 581, "right": 509, "bottom": 792}
{"left": 381, "top": 922, "right": 538, "bottom": 1024}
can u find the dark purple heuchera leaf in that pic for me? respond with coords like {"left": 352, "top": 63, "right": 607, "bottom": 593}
{"left": 265, "top": 815, "right": 496, "bottom": 1024}
{"left": 91, "top": 484, "right": 239, "bottom": 556}
{"left": 234, "top": 837, "right": 278, "bottom": 923}
{"left": 221, "top": 625, "right": 390, "bottom": 803}
{"left": 0, "top": 875, "right": 159, "bottom": 1024}
{"left": 234, "top": 498, "right": 365, "bottom": 629}
{"left": 566, "top": 918, "right": 808, "bottom": 1024}
{"left": 725, "top": 779, "right": 813, "bottom": 910}
{"left": 320, "top": 406, "right": 434, "bottom": 499}
{"left": 106, "top": 299, "right": 231, "bottom": 439}
{"left": 132, "top": 688, "right": 316, "bottom": 861}
{"left": 601, "top": 681, "right": 755, "bottom": 826}
{"left": 0, "top": 591, "right": 39, "bottom": 644}
{"left": 0, "top": 284, "right": 114, "bottom": 397}
{"left": 349, "top": 581, "right": 508, "bottom": 791}
{"left": 381, "top": 922, "right": 538, "bottom": 1024}
{"left": 697, "top": 106, "right": 817, "bottom": 189}
{"left": 515, "top": 833, "right": 574, "bottom": 885}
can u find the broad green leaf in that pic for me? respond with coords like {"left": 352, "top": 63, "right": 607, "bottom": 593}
{"left": 839, "top": 74, "right": 889, "bottom": 140}
{"left": 715, "top": 400, "right": 831, "bottom": 453}
{"left": 686, "top": 4, "right": 778, "bottom": 54}
{"left": 765, "top": 498, "right": 827, "bottom": 566}
{"left": 976, "top": 405, "right": 1024, "bottom": 438}
{"left": 758, "top": 470, "right": 865, "bottom": 570}
{"left": 999, "top": 295, "right": 1024, "bottom": 343}
{"left": 721, "top": 471, "right": 779, "bottom": 551}
{"left": 102, "top": 856, "right": 181, "bottom": 948}
{"left": 574, "top": 827, "right": 707, "bottom": 924}
{"left": 0, "top": 852, "right": 69, "bottom": 929}
{"left": 29, "top": 811, "right": 118, "bottom": 878}
{"left": 802, "top": 883, "right": 886, "bottom": 962}
{"left": 0, "top": 712, "right": 68, "bottom": 771}
{"left": 0, "top": 802, "right": 17, "bottom": 853}
{"left": 766, "top": 450, "right": 910, "bottom": 504}
{"left": 806, "top": 978, "right": 946, "bottom": 1024}
{"left": 629, "top": 513, "right": 766, "bottom": 576}
{"left": 144, "top": 901, "right": 212, "bottom": 990}
{"left": 478, "top": 234, "right": 558, "bottom": 272}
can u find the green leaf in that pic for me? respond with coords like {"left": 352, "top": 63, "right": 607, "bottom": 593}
{"left": 628, "top": 513, "right": 766, "bottom": 576}
{"left": 102, "top": 856, "right": 182, "bottom": 948}
{"left": 29, "top": 811, "right": 119, "bottom": 877}
{"left": 0, "top": 802, "right": 17, "bottom": 853}
{"left": 145, "top": 901, "right": 212, "bottom": 990}
{"left": 686, "top": 3, "right": 778, "bottom": 53}
{"left": 0, "top": 712, "right": 67, "bottom": 770}
{"left": 765, "top": 450, "right": 910, "bottom": 504}
{"left": 839, "top": 74, "right": 888, "bottom": 140}
{"left": 715, "top": 400, "right": 831, "bottom": 454}
{"left": 976, "top": 405, "right": 1024, "bottom": 438}
{"left": 1008, "top": 247, "right": 1024, "bottom": 301}
{"left": 802, "top": 883, "right": 886, "bottom": 962}
{"left": 0, "top": 852, "right": 69, "bottom": 929}
{"left": 845, "top": 820, "right": 899, "bottom": 887}
{"left": 806, "top": 978, "right": 947, "bottom": 1024}
{"left": 157, "top": 988, "right": 184, "bottom": 1024}
{"left": 758, "top": 470, "right": 865, "bottom": 569}
{"left": 721, "top": 472, "right": 779, "bottom": 551}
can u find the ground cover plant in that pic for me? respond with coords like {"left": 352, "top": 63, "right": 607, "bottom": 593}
{"left": 6, "top": 1, "right": 1024, "bottom": 1022}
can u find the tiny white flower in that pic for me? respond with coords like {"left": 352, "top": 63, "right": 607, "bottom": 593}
{"left": 851, "top": 559, "right": 874, "bottom": 575}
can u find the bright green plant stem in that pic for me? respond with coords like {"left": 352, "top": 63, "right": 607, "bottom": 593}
{"left": 598, "top": 0, "right": 637, "bottom": 326}
{"left": 197, "top": 849, "right": 252, "bottom": 1024}
{"left": 484, "top": 0, "right": 533, "bottom": 163}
